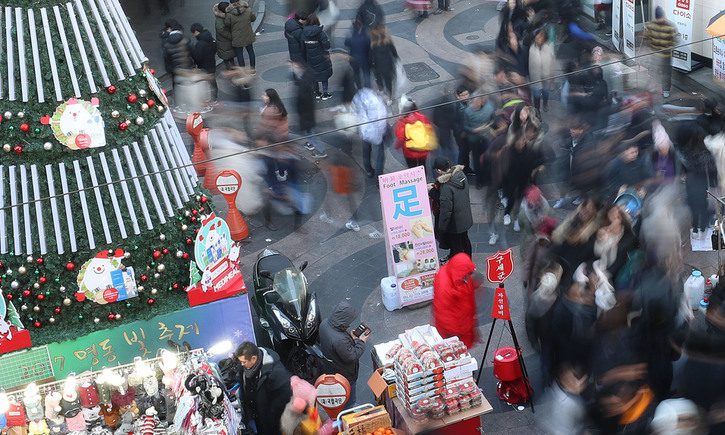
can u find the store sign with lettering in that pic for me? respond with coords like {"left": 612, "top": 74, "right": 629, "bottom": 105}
{"left": 669, "top": 0, "right": 694, "bottom": 71}
{"left": 45, "top": 294, "right": 255, "bottom": 379}
{"left": 379, "top": 167, "right": 439, "bottom": 307}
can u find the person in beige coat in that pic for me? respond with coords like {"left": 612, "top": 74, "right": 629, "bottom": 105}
{"left": 528, "top": 27, "right": 555, "bottom": 113}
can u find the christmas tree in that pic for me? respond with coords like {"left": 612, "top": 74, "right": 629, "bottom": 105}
{"left": 0, "top": 0, "right": 210, "bottom": 347}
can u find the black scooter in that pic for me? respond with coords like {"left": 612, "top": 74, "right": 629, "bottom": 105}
{"left": 251, "top": 248, "right": 326, "bottom": 381}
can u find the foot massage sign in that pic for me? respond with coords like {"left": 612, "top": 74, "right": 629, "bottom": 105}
{"left": 379, "top": 167, "right": 439, "bottom": 307}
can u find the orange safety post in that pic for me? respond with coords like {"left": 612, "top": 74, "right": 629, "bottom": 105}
{"left": 215, "top": 170, "right": 249, "bottom": 241}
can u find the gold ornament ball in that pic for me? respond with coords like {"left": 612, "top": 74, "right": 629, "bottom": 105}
{"left": 49, "top": 317, "right": 55, "bottom": 324}
{"left": 181, "top": 224, "right": 188, "bottom": 231}
{"left": 10, "top": 280, "right": 19, "bottom": 289}
{"left": 159, "top": 233, "right": 166, "bottom": 241}
{"left": 184, "top": 210, "right": 191, "bottom": 217}
{"left": 153, "top": 273, "right": 160, "bottom": 279}
{"left": 44, "top": 142, "right": 53, "bottom": 151}
{"left": 21, "top": 304, "right": 28, "bottom": 311}
{"left": 151, "top": 288, "right": 158, "bottom": 295}
{"left": 196, "top": 195, "right": 201, "bottom": 201}
{"left": 139, "top": 89, "right": 147, "bottom": 97}
{"left": 18, "top": 266, "right": 27, "bottom": 274}
{"left": 176, "top": 251, "right": 183, "bottom": 258}
{"left": 17, "top": 111, "right": 25, "bottom": 118}
{"left": 157, "top": 105, "right": 165, "bottom": 112}
{"left": 6, "top": 269, "right": 12, "bottom": 275}
{"left": 33, "top": 283, "right": 40, "bottom": 289}
{"left": 94, "top": 317, "right": 100, "bottom": 324}
{"left": 59, "top": 286, "right": 66, "bottom": 292}
{"left": 63, "top": 298, "right": 72, "bottom": 306}
{"left": 135, "top": 117, "right": 144, "bottom": 125}
{"left": 156, "top": 264, "right": 165, "bottom": 273}
{"left": 26, "top": 256, "right": 33, "bottom": 263}
{"left": 111, "top": 110, "right": 120, "bottom": 118}
{"left": 4, "top": 111, "right": 12, "bottom": 119}
{"left": 3, "top": 144, "right": 11, "bottom": 152}
{"left": 138, "top": 285, "right": 144, "bottom": 292}
{"left": 115, "top": 313, "right": 121, "bottom": 320}
{"left": 33, "top": 305, "right": 40, "bottom": 312}
{"left": 124, "top": 252, "right": 131, "bottom": 259}
{"left": 141, "top": 103, "right": 149, "bottom": 111}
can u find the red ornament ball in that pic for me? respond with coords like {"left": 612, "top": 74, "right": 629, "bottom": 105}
{"left": 36, "top": 294, "right": 45, "bottom": 301}
{"left": 13, "top": 145, "right": 23, "bottom": 154}
{"left": 191, "top": 216, "right": 197, "bottom": 223}
{"left": 152, "top": 250, "right": 162, "bottom": 260}
{"left": 35, "top": 257, "right": 44, "bottom": 265}
{"left": 33, "top": 321, "right": 42, "bottom": 329}
{"left": 186, "top": 238, "right": 193, "bottom": 245}
{"left": 140, "top": 274, "right": 148, "bottom": 282}
{"left": 147, "top": 298, "right": 155, "bottom": 305}
{"left": 54, "top": 307, "right": 61, "bottom": 314}
{"left": 107, "top": 313, "right": 116, "bottom": 321}
{"left": 147, "top": 99, "right": 156, "bottom": 108}
{"left": 22, "top": 289, "right": 31, "bottom": 298}
{"left": 172, "top": 282, "right": 180, "bottom": 290}
{"left": 107, "top": 85, "right": 117, "bottom": 94}
{"left": 200, "top": 195, "right": 208, "bottom": 203}
{"left": 20, "top": 123, "right": 30, "bottom": 133}
{"left": 39, "top": 276, "right": 47, "bottom": 285}
{"left": 127, "top": 94, "right": 138, "bottom": 104}
{"left": 191, "top": 209, "right": 198, "bottom": 216}
{"left": 5, "top": 293, "right": 13, "bottom": 301}
{"left": 150, "top": 68, "right": 156, "bottom": 75}
{"left": 182, "top": 252, "right": 190, "bottom": 260}
{"left": 119, "top": 122, "right": 128, "bottom": 131}
{"left": 0, "top": 261, "right": 5, "bottom": 269}
{"left": 65, "top": 261, "right": 76, "bottom": 271}
{"left": 162, "top": 248, "right": 170, "bottom": 255}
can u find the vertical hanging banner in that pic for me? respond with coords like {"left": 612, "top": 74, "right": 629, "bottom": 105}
{"left": 623, "top": 0, "right": 636, "bottom": 58}
{"left": 612, "top": 0, "right": 622, "bottom": 50}
{"left": 379, "top": 167, "right": 439, "bottom": 307}
{"left": 714, "top": 37, "right": 725, "bottom": 84}
{"left": 669, "top": 0, "right": 694, "bottom": 71}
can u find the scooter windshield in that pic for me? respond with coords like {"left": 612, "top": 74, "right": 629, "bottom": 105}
{"left": 272, "top": 268, "right": 307, "bottom": 320}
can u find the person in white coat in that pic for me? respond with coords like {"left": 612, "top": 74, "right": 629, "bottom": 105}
{"left": 528, "top": 27, "right": 556, "bottom": 113}
{"left": 352, "top": 88, "right": 390, "bottom": 177}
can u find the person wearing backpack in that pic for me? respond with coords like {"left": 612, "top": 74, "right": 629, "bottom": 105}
{"left": 394, "top": 98, "right": 436, "bottom": 170}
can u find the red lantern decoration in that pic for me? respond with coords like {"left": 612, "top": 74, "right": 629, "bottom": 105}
{"left": 127, "top": 94, "right": 138, "bottom": 104}
{"left": 22, "top": 289, "right": 31, "bottom": 298}
{"left": 147, "top": 99, "right": 156, "bottom": 108}
{"left": 152, "top": 250, "right": 162, "bottom": 260}
{"left": 65, "top": 261, "right": 76, "bottom": 271}
{"left": 39, "top": 276, "right": 47, "bottom": 285}
{"left": 33, "top": 321, "right": 42, "bottom": 328}
{"left": 36, "top": 294, "right": 45, "bottom": 301}
{"left": 147, "top": 298, "right": 155, "bottom": 305}
{"left": 107, "top": 85, "right": 117, "bottom": 94}
{"left": 20, "top": 123, "right": 30, "bottom": 132}
{"left": 54, "top": 307, "right": 61, "bottom": 315}
{"left": 35, "top": 257, "right": 44, "bottom": 265}
{"left": 13, "top": 145, "right": 23, "bottom": 154}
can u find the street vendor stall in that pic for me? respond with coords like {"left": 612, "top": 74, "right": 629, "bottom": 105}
{"left": 368, "top": 325, "right": 493, "bottom": 435}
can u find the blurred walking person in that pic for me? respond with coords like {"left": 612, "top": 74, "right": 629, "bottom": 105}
{"left": 394, "top": 98, "right": 436, "bottom": 170}
{"left": 644, "top": 6, "right": 677, "bottom": 98}
{"left": 432, "top": 85, "right": 468, "bottom": 164}
{"left": 161, "top": 20, "right": 192, "bottom": 88}
{"left": 369, "top": 26, "right": 399, "bottom": 103}
{"left": 189, "top": 23, "right": 218, "bottom": 100}
{"left": 345, "top": 19, "right": 372, "bottom": 88}
{"left": 285, "top": 12, "right": 308, "bottom": 63}
{"left": 291, "top": 62, "right": 328, "bottom": 158}
{"left": 355, "top": 0, "right": 384, "bottom": 29}
{"left": 528, "top": 27, "right": 555, "bottom": 113}
{"left": 433, "top": 253, "right": 479, "bottom": 347}
{"left": 225, "top": 0, "right": 257, "bottom": 70}
{"left": 213, "top": 2, "right": 236, "bottom": 68}
{"left": 303, "top": 15, "right": 334, "bottom": 100}
{"left": 259, "top": 88, "right": 289, "bottom": 142}
{"left": 353, "top": 88, "right": 389, "bottom": 177}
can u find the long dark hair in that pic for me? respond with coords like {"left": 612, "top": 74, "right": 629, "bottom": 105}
{"left": 264, "top": 88, "right": 287, "bottom": 117}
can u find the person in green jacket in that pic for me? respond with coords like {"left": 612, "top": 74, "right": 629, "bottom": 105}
{"left": 213, "top": 2, "right": 235, "bottom": 68}
{"left": 644, "top": 6, "right": 677, "bottom": 98}
{"left": 225, "top": 0, "right": 257, "bottom": 70}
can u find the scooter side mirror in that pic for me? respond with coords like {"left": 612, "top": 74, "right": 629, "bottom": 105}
{"left": 259, "top": 270, "right": 273, "bottom": 280}
{"left": 299, "top": 261, "right": 308, "bottom": 272}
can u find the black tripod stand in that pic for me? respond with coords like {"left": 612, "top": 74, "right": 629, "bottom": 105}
{"left": 475, "top": 283, "right": 534, "bottom": 412}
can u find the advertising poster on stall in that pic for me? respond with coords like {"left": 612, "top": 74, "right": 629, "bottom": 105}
{"left": 623, "top": 0, "right": 636, "bottom": 58}
{"left": 715, "top": 37, "right": 725, "bottom": 84}
{"left": 669, "top": 0, "right": 694, "bottom": 71}
{"left": 379, "top": 167, "right": 439, "bottom": 307}
{"left": 612, "top": 0, "right": 622, "bottom": 50}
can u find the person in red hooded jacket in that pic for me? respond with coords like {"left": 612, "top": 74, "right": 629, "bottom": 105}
{"left": 395, "top": 99, "right": 436, "bottom": 170}
{"left": 433, "top": 252, "right": 479, "bottom": 348}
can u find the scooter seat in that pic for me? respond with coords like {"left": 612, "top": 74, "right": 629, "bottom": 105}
{"left": 257, "top": 254, "right": 293, "bottom": 276}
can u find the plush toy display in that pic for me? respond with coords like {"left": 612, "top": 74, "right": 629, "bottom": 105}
{"left": 24, "top": 384, "right": 45, "bottom": 421}
{"left": 113, "top": 412, "right": 134, "bottom": 435}
{"left": 137, "top": 407, "right": 159, "bottom": 435}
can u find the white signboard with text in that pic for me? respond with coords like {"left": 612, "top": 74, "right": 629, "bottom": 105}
{"left": 623, "top": 0, "right": 636, "bottom": 58}
{"left": 714, "top": 37, "right": 725, "bottom": 84}
{"left": 612, "top": 0, "right": 622, "bottom": 50}
{"left": 669, "top": 0, "right": 694, "bottom": 71}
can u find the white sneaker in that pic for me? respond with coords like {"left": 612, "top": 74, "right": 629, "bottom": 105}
{"left": 503, "top": 214, "right": 511, "bottom": 226}
{"left": 572, "top": 197, "right": 583, "bottom": 206}
{"left": 553, "top": 198, "right": 566, "bottom": 209}
{"left": 663, "top": 91, "right": 670, "bottom": 98}
{"left": 489, "top": 233, "right": 499, "bottom": 245}
{"left": 319, "top": 212, "right": 334, "bottom": 224}
{"left": 345, "top": 220, "right": 360, "bottom": 232}
{"left": 513, "top": 220, "right": 521, "bottom": 232}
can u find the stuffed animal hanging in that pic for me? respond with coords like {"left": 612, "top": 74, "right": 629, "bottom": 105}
{"left": 28, "top": 419, "right": 51, "bottom": 435}
{"left": 113, "top": 411, "right": 135, "bottom": 435}
{"left": 137, "top": 407, "right": 159, "bottom": 435}
{"left": 25, "top": 384, "right": 45, "bottom": 422}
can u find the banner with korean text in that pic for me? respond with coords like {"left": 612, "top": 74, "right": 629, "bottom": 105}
{"left": 379, "top": 167, "right": 439, "bottom": 307}
{"left": 669, "top": 0, "right": 694, "bottom": 71}
{"left": 612, "top": 0, "right": 622, "bottom": 50}
{"left": 623, "top": 0, "right": 636, "bottom": 58}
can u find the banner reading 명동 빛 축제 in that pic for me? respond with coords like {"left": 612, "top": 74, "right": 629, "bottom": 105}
{"left": 379, "top": 167, "right": 439, "bottom": 307}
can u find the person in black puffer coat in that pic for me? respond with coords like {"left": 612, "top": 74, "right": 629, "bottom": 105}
{"left": 285, "top": 12, "right": 307, "bottom": 63}
{"left": 303, "top": 15, "right": 333, "bottom": 99}
{"left": 190, "top": 23, "right": 218, "bottom": 100}
{"left": 369, "top": 26, "right": 398, "bottom": 100}
{"left": 355, "top": 0, "right": 384, "bottom": 29}
{"left": 161, "top": 21, "right": 193, "bottom": 88}
{"left": 434, "top": 158, "right": 473, "bottom": 257}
